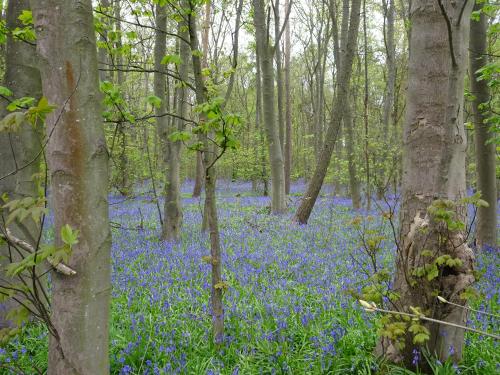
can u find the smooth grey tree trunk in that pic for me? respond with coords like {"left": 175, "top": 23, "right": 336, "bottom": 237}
{"left": 294, "top": 0, "right": 361, "bottom": 224}
{"left": 469, "top": 3, "right": 497, "bottom": 249}
{"left": 153, "top": 2, "right": 169, "bottom": 230}
{"left": 336, "top": 0, "right": 361, "bottom": 209}
{"left": 0, "top": 0, "right": 42, "bottom": 328}
{"left": 362, "top": 0, "right": 371, "bottom": 210}
{"left": 31, "top": 1, "right": 111, "bottom": 373}
{"left": 274, "top": 0, "right": 285, "bottom": 153}
{"left": 254, "top": 0, "right": 286, "bottom": 214}
{"left": 97, "top": 0, "right": 111, "bottom": 82}
{"left": 377, "top": 0, "right": 396, "bottom": 198}
{"left": 345, "top": 102, "right": 361, "bottom": 209}
{"left": 284, "top": 0, "right": 292, "bottom": 194}
{"left": 255, "top": 45, "right": 269, "bottom": 196}
{"left": 192, "top": 0, "right": 211, "bottom": 199}
{"left": 114, "top": 0, "right": 129, "bottom": 196}
{"left": 163, "top": 21, "right": 189, "bottom": 242}
{"left": 385, "top": 0, "right": 475, "bottom": 367}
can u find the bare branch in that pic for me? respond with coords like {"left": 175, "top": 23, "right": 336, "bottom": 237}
{"left": 0, "top": 229, "right": 76, "bottom": 276}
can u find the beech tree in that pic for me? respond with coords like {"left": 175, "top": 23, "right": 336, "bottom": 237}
{"left": 469, "top": 2, "right": 497, "bottom": 249}
{"left": 383, "top": 0, "right": 475, "bottom": 366}
{"left": 284, "top": 0, "right": 292, "bottom": 194}
{"left": 253, "top": 0, "right": 287, "bottom": 214}
{"left": 30, "top": 0, "right": 111, "bottom": 373}
{"left": 0, "top": 0, "right": 42, "bottom": 328}
{"left": 162, "top": 21, "right": 189, "bottom": 242}
{"left": 192, "top": 0, "right": 211, "bottom": 199}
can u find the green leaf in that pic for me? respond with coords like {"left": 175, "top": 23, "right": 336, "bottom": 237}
{"left": 18, "top": 10, "right": 33, "bottom": 25}
{"left": 26, "top": 97, "right": 56, "bottom": 124}
{"left": 146, "top": 95, "right": 162, "bottom": 109}
{"left": 6, "top": 97, "right": 35, "bottom": 112}
{"left": 169, "top": 131, "right": 191, "bottom": 142}
{"left": 126, "top": 31, "right": 137, "bottom": 40}
{"left": 161, "top": 54, "right": 182, "bottom": 66}
{"left": 427, "top": 264, "right": 439, "bottom": 281}
{"left": 413, "top": 332, "right": 430, "bottom": 344}
{"left": 0, "top": 85, "right": 12, "bottom": 97}
{"left": 61, "top": 224, "right": 79, "bottom": 246}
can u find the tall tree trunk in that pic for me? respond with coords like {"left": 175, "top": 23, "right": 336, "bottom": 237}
{"left": 385, "top": 0, "right": 474, "bottom": 367}
{"left": 377, "top": 0, "right": 396, "bottom": 199}
{"left": 153, "top": 3, "right": 169, "bottom": 233}
{"left": 362, "top": 0, "right": 371, "bottom": 210}
{"left": 114, "top": 1, "right": 128, "bottom": 195}
{"left": 97, "top": 0, "right": 111, "bottom": 82}
{"left": 469, "top": 2, "right": 497, "bottom": 249}
{"left": 192, "top": 0, "right": 211, "bottom": 198}
{"left": 284, "top": 0, "right": 292, "bottom": 194}
{"left": 163, "top": 22, "right": 189, "bottom": 241}
{"left": 31, "top": 1, "right": 111, "bottom": 373}
{"left": 254, "top": 0, "right": 286, "bottom": 214}
{"left": 255, "top": 45, "right": 269, "bottom": 196}
{"left": 274, "top": 0, "right": 285, "bottom": 153}
{"left": 294, "top": 0, "right": 361, "bottom": 224}
{"left": 0, "top": 0, "right": 42, "bottom": 328}
{"left": 345, "top": 102, "right": 361, "bottom": 209}
{"left": 187, "top": 1, "right": 224, "bottom": 344}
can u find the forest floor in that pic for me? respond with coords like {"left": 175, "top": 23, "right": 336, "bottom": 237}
{"left": 3, "top": 181, "right": 499, "bottom": 374}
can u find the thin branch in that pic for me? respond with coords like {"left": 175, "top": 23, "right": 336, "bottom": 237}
{"left": 93, "top": 8, "right": 190, "bottom": 45}
{"left": 437, "top": 0, "right": 457, "bottom": 67}
{"left": 0, "top": 229, "right": 76, "bottom": 276}
{"left": 362, "top": 303, "right": 500, "bottom": 340}
{"left": 274, "top": 0, "right": 294, "bottom": 49}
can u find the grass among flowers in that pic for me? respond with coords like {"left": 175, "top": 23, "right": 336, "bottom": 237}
{"left": 1, "top": 181, "right": 498, "bottom": 374}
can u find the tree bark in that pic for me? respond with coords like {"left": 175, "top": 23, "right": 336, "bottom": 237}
{"left": 362, "top": 0, "right": 371, "bottom": 210}
{"left": 255, "top": 43, "right": 269, "bottom": 196}
{"left": 97, "top": 0, "right": 110, "bottom": 82}
{"left": 274, "top": 0, "right": 285, "bottom": 154}
{"left": 377, "top": 0, "right": 396, "bottom": 199}
{"left": 163, "top": 20, "right": 189, "bottom": 242}
{"left": 192, "top": 0, "right": 211, "bottom": 199}
{"left": 469, "top": 2, "right": 497, "bottom": 249}
{"left": 254, "top": 0, "right": 286, "bottom": 214}
{"left": 113, "top": 1, "right": 129, "bottom": 196}
{"left": 384, "top": 0, "right": 475, "bottom": 367}
{"left": 284, "top": 0, "right": 292, "bottom": 194}
{"left": 0, "top": 0, "right": 42, "bottom": 328}
{"left": 345, "top": 101, "right": 361, "bottom": 209}
{"left": 31, "top": 1, "right": 111, "bottom": 373}
{"left": 153, "top": 3, "right": 170, "bottom": 233}
{"left": 187, "top": 1, "right": 224, "bottom": 344}
{"left": 294, "top": 0, "right": 361, "bottom": 224}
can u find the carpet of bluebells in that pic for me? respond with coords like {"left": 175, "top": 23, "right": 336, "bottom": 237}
{"left": 1, "top": 181, "right": 499, "bottom": 374}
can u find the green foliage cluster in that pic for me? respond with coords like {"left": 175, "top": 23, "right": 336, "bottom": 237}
{"left": 353, "top": 194, "right": 492, "bottom": 354}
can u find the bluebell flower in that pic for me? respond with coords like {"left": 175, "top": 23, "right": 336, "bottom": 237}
{"left": 412, "top": 348, "right": 420, "bottom": 366}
